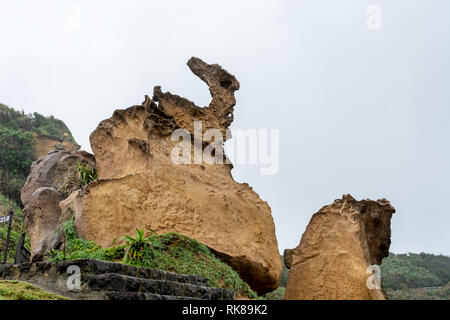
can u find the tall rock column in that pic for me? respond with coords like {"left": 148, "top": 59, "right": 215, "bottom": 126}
{"left": 284, "top": 194, "right": 396, "bottom": 300}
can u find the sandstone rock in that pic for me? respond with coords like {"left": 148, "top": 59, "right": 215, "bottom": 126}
{"left": 153, "top": 56, "right": 239, "bottom": 139}
{"left": 21, "top": 150, "right": 96, "bottom": 206}
{"left": 32, "top": 133, "right": 80, "bottom": 160}
{"left": 21, "top": 149, "right": 96, "bottom": 261}
{"left": 62, "top": 57, "right": 281, "bottom": 294}
{"left": 284, "top": 194, "right": 395, "bottom": 300}
{"left": 23, "top": 187, "right": 67, "bottom": 261}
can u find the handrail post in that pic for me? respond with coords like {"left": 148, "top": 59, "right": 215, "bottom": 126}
{"left": 2, "top": 211, "right": 13, "bottom": 264}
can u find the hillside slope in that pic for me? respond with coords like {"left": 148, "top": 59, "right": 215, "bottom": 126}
{"left": 380, "top": 252, "right": 450, "bottom": 299}
{"left": 0, "top": 103, "right": 79, "bottom": 204}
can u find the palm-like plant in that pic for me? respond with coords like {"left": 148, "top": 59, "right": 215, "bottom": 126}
{"left": 121, "top": 228, "right": 149, "bottom": 261}
{"left": 77, "top": 163, "right": 98, "bottom": 187}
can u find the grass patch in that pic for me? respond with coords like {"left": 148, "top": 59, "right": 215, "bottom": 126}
{"left": 122, "top": 230, "right": 257, "bottom": 298}
{"left": 49, "top": 217, "right": 125, "bottom": 262}
{"left": 0, "top": 280, "right": 68, "bottom": 300}
{"left": 49, "top": 218, "right": 257, "bottom": 298}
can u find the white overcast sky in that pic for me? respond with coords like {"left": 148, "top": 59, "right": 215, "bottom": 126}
{"left": 1, "top": 0, "right": 449, "bottom": 255}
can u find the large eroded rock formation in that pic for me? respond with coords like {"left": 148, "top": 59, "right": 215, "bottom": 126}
{"left": 284, "top": 194, "right": 395, "bottom": 300}
{"left": 59, "top": 57, "right": 281, "bottom": 294}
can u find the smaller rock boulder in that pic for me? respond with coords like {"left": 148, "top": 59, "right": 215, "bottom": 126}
{"left": 23, "top": 187, "right": 67, "bottom": 261}
{"left": 20, "top": 149, "right": 96, "bottom": 261}
{"left": 284, "top": 194, "right": 395, "bottom": 300}
{"left": 21, "top": 150, "right": 95, "bottom": 207}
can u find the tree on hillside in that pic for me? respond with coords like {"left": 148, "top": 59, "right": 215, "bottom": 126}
{"left": 0, "top": 103, "right": 79, "bottom": 206}
{"left": 380, "top": 252, "right": 450, "bottom": 290}
{"left": 0, "top": 128, "right": 35, "bottom": 203}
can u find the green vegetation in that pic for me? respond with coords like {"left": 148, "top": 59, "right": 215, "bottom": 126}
{"left": 0, "top": 128, "right": 35, "bottom": 203}
{"left": 0, "top": 194, "right": 30, "bottom": 263}
{"left": 0, "top": 280, "right": 68, "bottom": 300}
{"left": 77, "top": 163, "right": 98, "bottom": 187}
{"left": 49, "top": 219, "right": 257, "bottom": 298}
{"left": 385, "top": 283, "right": 450, "bottom": 300}
{"left": 261, "top": 287, "right": 286, "bottom": 300}
{"left": 49, "top": 217, "right": 125, "bottom": 262}
{"left": 380, "top": 252, "right": 450, "bottom": 300}
{"left": 0, "top": 103, "right": 78, "bottom": 145}
{"left": 121, "top": 227, "right": 150, "bottom": 261}
{"left": 121, "top": 228, "right": 256, "bottom": 298}
{"left": 0, "top": 103, "right": 79, "bottom": 205}
{"left": 380, "top": 252, "right": 450, "bottom": 290}
{"left": 56, "top": 162, "right": 98, "bottom": 197}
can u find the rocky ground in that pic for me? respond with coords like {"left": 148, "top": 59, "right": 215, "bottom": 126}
{"left": 0, "top": 259, "right": 233, "bottom": 300}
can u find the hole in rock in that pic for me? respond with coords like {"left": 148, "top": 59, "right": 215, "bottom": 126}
{"left": 220, "top": 79, "right": 232, "bottom": 89}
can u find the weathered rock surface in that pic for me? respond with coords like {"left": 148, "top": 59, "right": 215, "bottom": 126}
{"left": 21, "top": 150, "right": 96, "bottom": 261}
{"left": 21, "top": 150, "right": 95, "bottom": 206}
{"left": 60, "top": 57, "right": 281, "bottom": 294}
{"left": 284, "top": 194, "right": 395, "bottom": 300}
{"left": 32, "top": 133, "right": 80, "bottom": 160}
{"left": 23, "top": 187, "right": 66, "bottom": 261}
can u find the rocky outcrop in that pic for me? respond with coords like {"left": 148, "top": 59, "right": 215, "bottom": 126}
{"left": 58, "top": 57, "right": 281, "bottom": 294}
{"left": 284, "top": 194, "right": 395, "bottom": 300}
{"left": 33, "top": 133, "right": 80, "bottom": 160}
{"left": 21, "top": 150, "right": 96, "bottom": 261}
{"left": 21, "top": 150, "right": 95, "bottom": 206}
{"left": 23, "top": 187, "right": 66, "bottom": 262}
